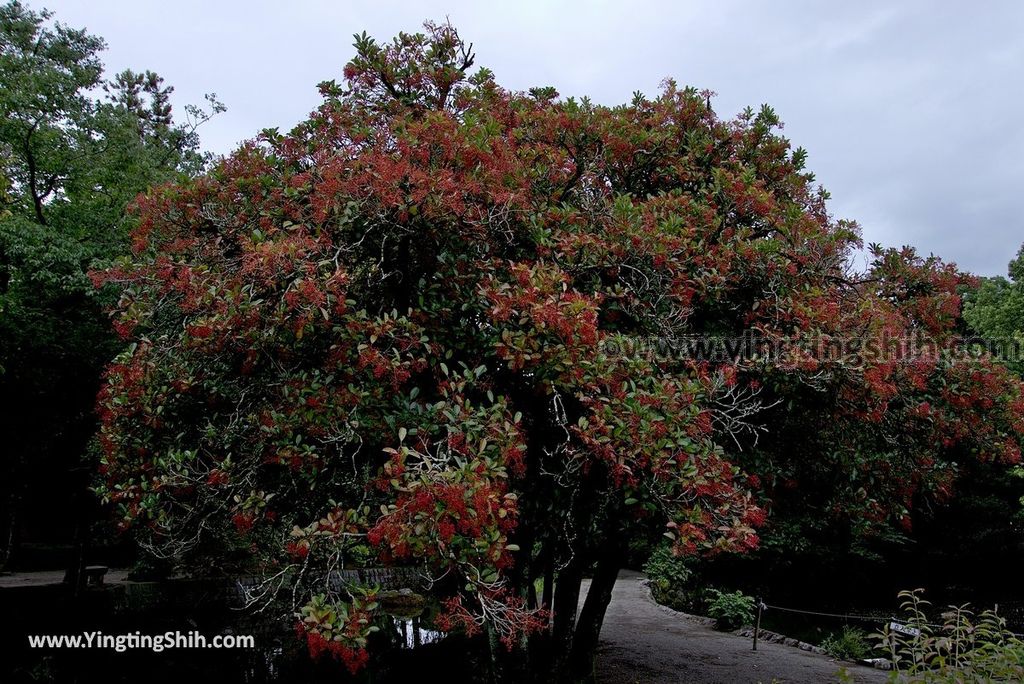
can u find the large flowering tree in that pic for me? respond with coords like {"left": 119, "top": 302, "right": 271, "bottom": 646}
{"left": 92, "top": 23, "right": 1024, "bottom": 681}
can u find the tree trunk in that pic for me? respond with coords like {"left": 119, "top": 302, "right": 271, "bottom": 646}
{"left": 486, "top": 622, "right": 504, "bottom": 684}
{"left": 548, "top": 558, "right": 584, "bottom": 680}
{"left": 568, "top": 549, "right": 622, "bottom": 681}
{"left": 0, "top": 492, "right": 17, "bottom": 572}
{"left": 23, "top": 135, "right": 48, "bottom": 226}
{"left": 541, "top": 549, "right": 554, "bottom": 619}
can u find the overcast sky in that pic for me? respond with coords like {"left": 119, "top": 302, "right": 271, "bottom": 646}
{"left": 42, "top": 1, "right": 1024, "bottom": 276}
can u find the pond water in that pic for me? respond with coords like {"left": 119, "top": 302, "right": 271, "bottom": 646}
{"left": 393, "top": 616, "right": 445, "bottom": 649}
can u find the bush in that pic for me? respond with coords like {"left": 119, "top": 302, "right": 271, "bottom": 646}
{"left": 707, "top": 589, "right": 755, "bottom": 631}
{"left": 821, "top": 626, "right": 871, "bottom": 661}
{"left": 643, "top": 544, "right": 693, "bottom": 591}
{"left": 643, "top": 544, "right": 701, "bottom": 612}
{"left": 874, "top": 589, "right": 1024, "bottom": 682}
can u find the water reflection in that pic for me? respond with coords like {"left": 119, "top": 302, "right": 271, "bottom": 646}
{"left": 393, "top": 616, "right": 444, "bottom": 649}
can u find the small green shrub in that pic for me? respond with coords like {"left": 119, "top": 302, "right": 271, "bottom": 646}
{"left": 874, "top": 588, "right": 1024, "bottom": 683}
{"left": 821, "top": 626, "right": 871, "bottom": 661}
{"left": 644, "top": 544, "right": 700, "bottom": 612}
{"left": 707, "top": 589, "right": 755, "bottom": 631}
{"left": 643, "top": 544, "right": 693, "bottom": 591}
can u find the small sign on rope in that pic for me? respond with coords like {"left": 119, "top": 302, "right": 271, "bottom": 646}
{"left": 889, "top": 621, "right": 921, "bottom": 637}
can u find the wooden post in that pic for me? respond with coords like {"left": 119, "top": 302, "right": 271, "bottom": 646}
{"left": 753, "top": 598, "right": 764, "bottom": 651}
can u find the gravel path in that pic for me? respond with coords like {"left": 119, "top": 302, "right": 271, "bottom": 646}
{"left": 593, "top": 570, "right": 888, "bottom": 684}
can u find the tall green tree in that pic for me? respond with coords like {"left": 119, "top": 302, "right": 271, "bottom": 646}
{"left": 963, "top": 244, "right": 1024, "bottom": 375}
{"left": 962, "top": 243, "right": 1024, "bottom": 523}
{"left": 0, "top": 0, "right": 222, "bottom": 569}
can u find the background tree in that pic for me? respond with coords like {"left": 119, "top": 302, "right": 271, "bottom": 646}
{"left": 941, "top": 244, "right": 1024, "bottom": 592}
{"left": 0, "top": 0, "right": 222, "bottom": 570}
{"left": 92, "top": 21, "right": 1024, "bottom": 682}
{"left": 964, "top": 243, "right": 1024, "bottom": 375}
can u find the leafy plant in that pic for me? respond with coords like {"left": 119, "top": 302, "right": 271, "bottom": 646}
{"left": 821, "top": 625, "right": 871, "bottom": 661}
{"left": 874, "top": 589, "right": 1024, "bottom": 682}
{"left": 644, "top": 544, "right": 699, "bottom": 612}
{"left": 706, "top": 589, "right": 755, "bottom": 631}
{"left": 644, "top": 544, "right": 693, "bottom": 591}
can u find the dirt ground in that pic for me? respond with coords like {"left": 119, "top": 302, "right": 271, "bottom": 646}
{"left": 592, "top": 571, "right": 889, "bottom": 684}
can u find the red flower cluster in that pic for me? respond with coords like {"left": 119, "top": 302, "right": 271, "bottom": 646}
{"left": 300, "top": 628, "right": 369, "bottom": 674}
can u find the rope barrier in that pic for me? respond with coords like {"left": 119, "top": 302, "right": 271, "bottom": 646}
{"left": 756, "top": 601, "right": 1024, "bottom": 638}
{"left": 762, "top": 603, "right": 891, "bottom": 623}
